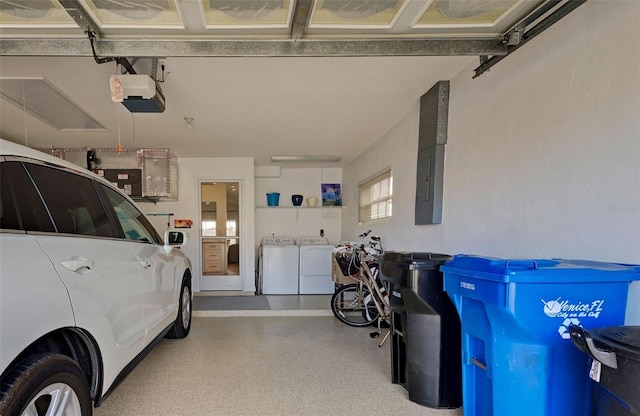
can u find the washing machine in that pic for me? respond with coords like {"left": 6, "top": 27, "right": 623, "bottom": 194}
{"left": 259, "top": 236, "right": 299, "bottom": 294}
{"left": 296, "top": 236, "right": 335, "bottom": 294}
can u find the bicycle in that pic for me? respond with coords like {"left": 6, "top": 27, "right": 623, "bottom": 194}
{"left": 330, "top": 230, "right": 391, "bottom": 347}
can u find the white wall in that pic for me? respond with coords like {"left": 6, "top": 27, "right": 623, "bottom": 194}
{"left": 254, "top": 167, "right": 342, "bottom": 246}
{"left": 344, "top": 1, "right": 639, "bottom": 264}
{"left": 139, "top": 157, "right": 255, "bottom": 293}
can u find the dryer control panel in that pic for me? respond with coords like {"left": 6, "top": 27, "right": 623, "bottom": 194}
{"left": 296, "top": 236, "right": 328, "bottom": 245}
{"left": 262, "top": 236, "right": 295, "bottom": 246}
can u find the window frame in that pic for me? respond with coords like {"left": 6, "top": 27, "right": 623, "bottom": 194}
{"left": 0, "top": 162, "right": 22, "bottom": 231}
{"left": 358, "top": 168, "right": 393, "bottom": 223}
{"left": 0, "top": 156, "right": 162, "bottom": 244}
{"left": 22, "top": 162, "right": 116, "bottom": 238}
{"left": 99, "top": 184, "right": 163, "bottom": 245}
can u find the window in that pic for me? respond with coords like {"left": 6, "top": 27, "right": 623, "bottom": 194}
{"left": 24, "top": 163, "right": 113, "bottom": 237}
{"left": 0, "top": 163, "right": 20, "bottom": 230}
{"left": 202, "top": 221, "right": 216, "bottom": 237}
{"left": 101, "top": 185, "right": 162, "bottom": 244}
{"left": 359, "top": 169, "right": 393, "bottom": 222}
{"left": 226, "top": 220, "right": 237, "bottom": 237}
{"left": 1, "top": 161, "right": 55, "bottom": 232}
{"left": 201, "top": 220, "right": 236, "bottom": 237}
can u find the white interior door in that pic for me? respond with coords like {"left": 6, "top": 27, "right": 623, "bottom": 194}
{"left": 200, "top": 180, "right": 243, "bottom": 291}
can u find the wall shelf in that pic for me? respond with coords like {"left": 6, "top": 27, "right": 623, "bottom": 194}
{"left": 255, "top": 206, "right": 343, "bottom": 209}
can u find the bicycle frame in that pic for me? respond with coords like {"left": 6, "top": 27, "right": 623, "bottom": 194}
{"left": 358, "top": 258, "right": 389, "bottom": 322}
{"left": 331, "top": 230, "right": 391, "bottom": 346}
{"left": 352, "top": 245, "right": 391, "bottom": 346}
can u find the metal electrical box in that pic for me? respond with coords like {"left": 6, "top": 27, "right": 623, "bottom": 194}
{"left": 415, "top": 81, "right": 449, "bottom": 225}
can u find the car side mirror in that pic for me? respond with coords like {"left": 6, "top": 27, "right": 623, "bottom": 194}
{"left": 165, "top": 230, "right": 187, "bottom": 247}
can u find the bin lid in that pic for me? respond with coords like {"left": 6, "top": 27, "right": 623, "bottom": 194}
{"left": 591, "top": 326, "right": 640, "bottom": 361}
{"left": 382, "top": 251, "right": 451, "bottom": 269}
{"left": 440, "top": 255, "right": 640, "bottom": 283}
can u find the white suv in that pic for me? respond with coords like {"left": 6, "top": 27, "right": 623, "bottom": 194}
{"left": 0, "top": 139, "right": 192, "bottom": 416}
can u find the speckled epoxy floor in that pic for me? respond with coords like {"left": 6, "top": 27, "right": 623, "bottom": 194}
{"left": 93, "top": 316, "right": 463, "bottom": 416}
{"left": 192, "top": 294, "right": 334, "bottom": 316}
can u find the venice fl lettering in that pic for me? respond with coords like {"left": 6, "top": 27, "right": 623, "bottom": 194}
{"left": 556, "top": 300, "right": 604, "bottom": 319}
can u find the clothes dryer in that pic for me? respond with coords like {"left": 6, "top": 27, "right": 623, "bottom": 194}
{"left": 296, "top": 236, "right": 335, "bottom": 294}
{"left": 259, "top": 236, "right": 299, "bottom": 294}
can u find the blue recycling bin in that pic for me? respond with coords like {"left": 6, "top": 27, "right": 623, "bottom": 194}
{"left": 441, "top": 256, "right": 640, "bottom": 416}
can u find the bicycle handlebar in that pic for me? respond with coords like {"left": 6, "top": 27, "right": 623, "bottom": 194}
{"left": 358, "top": 229, "right": 372, "bottom": 238}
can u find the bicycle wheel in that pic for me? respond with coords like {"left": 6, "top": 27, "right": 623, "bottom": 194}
{"left": 331, "top": 284, "right": 379, "bottom": 327}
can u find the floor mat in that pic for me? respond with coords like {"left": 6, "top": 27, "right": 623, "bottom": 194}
{"left": 193, "top": 296, "right": 271, "bottom": 310}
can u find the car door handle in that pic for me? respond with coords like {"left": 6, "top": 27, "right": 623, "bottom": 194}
{"left": 61, "top": 259, "right": 94, "bottom": 272}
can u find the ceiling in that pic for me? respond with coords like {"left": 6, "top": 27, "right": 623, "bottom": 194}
{"left": 0, "top": 0, "right": 580, "bottom": 166}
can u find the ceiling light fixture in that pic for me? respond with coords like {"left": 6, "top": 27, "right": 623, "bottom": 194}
{"left": 271, "top": 155, "right": 341, "bottom": 163}
{"left": 184, "top": 116, "right": 194, "bottom": 129}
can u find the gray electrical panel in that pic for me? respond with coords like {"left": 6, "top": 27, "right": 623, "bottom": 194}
{"left": 415, "top": 81, "right": 449, "bottom": 225}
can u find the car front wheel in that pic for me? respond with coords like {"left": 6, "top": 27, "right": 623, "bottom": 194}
{"left": 0, "top": 353, "right": 92, "bottom": 416}
{"left": 166, "top": 274, "right": 192, "bottom": 339}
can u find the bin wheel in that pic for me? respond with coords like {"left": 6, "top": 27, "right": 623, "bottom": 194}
{"left": 331, "top": 284, "right": 379, "bottom": 327}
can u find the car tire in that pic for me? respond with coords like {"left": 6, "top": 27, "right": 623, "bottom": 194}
{"left": 166, "top": 274, "right": 192, "bottom": 339}
{"left": 0, "top": 353, "right": 92, "bottom": 416}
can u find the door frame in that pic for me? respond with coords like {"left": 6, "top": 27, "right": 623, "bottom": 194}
{"left": 198, "top": 178, "right": 245, "bottom": 291}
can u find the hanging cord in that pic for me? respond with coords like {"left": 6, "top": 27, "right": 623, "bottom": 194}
{"left": 22, "top": 84, "right": 28, "bottom": 147}
{"left": 116, "top": 105, "right": 122, "bottom": 153}
{"left": 130, "top": 112, "right": 136, "bottom": 144}
{"left": 113, "top": 62, "right": 123, "bottom": 153}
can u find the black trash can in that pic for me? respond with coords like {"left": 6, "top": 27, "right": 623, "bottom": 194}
{"left": 570, "top": 325, "right": 640, "bottom": 416}
{"left": 380, "top": 252, "right": 461, "bottom": 409}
